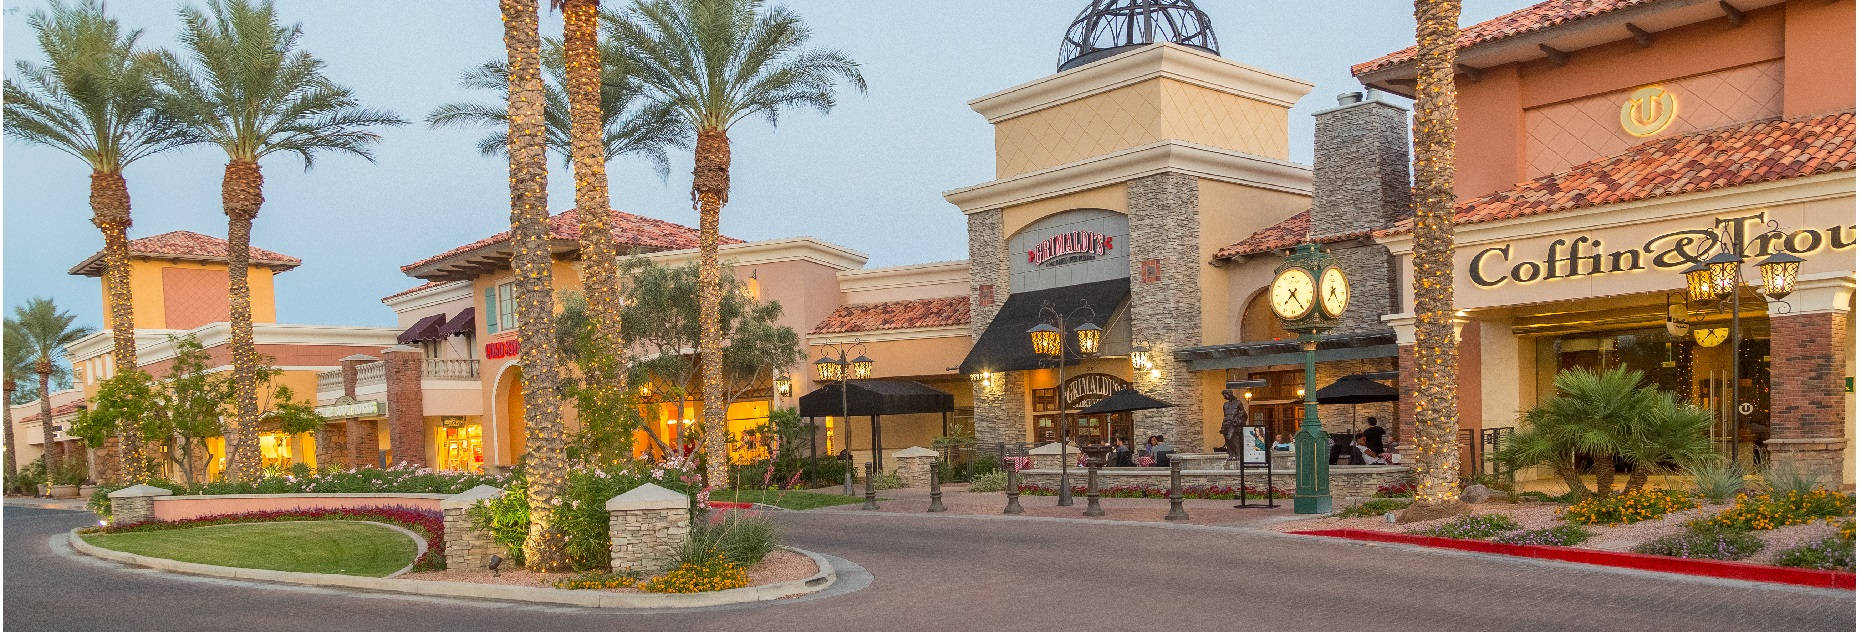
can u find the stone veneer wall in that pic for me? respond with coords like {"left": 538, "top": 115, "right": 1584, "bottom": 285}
{"left": 1324, "top": 244, "right": 1399, "bottom": 336}
{"left": 1019, "top": 465, "right": 1414, "bottom": 498}
{"left": 968, "top": 208, "right": 1027, "bottom": 446}
{"left": 384, "top": 348, "right": 427, "bottom": 468}
{"left": 608, "top": 507, "right": 690, "bottom": 573}
{"left": 1768, "top": 311, "right": 1852, "bottom": 478}
{"left": 1309, "top": 98, "right": 1411, "bottom": 237}
{"left": 1128, "top": 172, "right": 1204, "bottom": 452}
{"left": 346, "top": 419, "right": 378, "bottom": 468}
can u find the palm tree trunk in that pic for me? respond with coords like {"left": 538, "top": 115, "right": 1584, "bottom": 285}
{"left": 504, "top": 0, "right": 570, "bottom": 572}
{"left": 1554, "top": 463, "right": 1591, "bottom": 500}
{"left": 693, "top": 128, "right": 731, "bottom": 488}
{"left": 3, "top": 382, "right": 17, "bottom": 481}
{"left": 1593, "top": 453, "right": 1617, "bottom": 497}
{"left": 1408, "top": 0, "right": 1463, "bottom": 506}
{"left": 222, "top": 159, "right": 265, "bottom": 481}
{"left": 38, "top": 365, "right": 59, "bottom": 475}
{"left": 91, "top": 169, "right": 146, "bottom": 483}
{"left": 1624, "top": 466, "right": 1649, "bottom": 494}
{"left": 563, "top": 0, "right": 629, "bottom": 447}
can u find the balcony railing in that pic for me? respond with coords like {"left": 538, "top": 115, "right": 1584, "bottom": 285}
{"left": 317, "top": 359, "right": 478, "bottom": 400}
{"left": 316, "top": 369, "right": 343, "bottom": 394}
{"left": 355, "top": 361, "right": 386, "bottom": 388}
{"left": 422, "top": 359, "right": 480, "bottom": 380}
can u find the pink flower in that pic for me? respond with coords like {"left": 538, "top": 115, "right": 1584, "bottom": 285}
{"left": 650, "top": 469, "right": 665, "bottom": 481}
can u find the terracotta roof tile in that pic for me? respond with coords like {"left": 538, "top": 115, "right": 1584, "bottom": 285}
{"left": 1381, "top": 111, "right": 1856, "bottom": 235}
{"left": 400, "top": 208, "right": 738, "bottom": 276}
{"left": 18, "top": 401, "right": 84, "bottom": 424}
{"left": 69, "top": 230, "right": 301, "bottom": 276}
{"left": 1212, "top": 210, "right": 1383, "bottom": 261}
{"left": 811, "top": 297, "right": 971, "bottom": 335}
{"left": 381, "top": 281, "right": 446, "bottom": 302}
{"left": 1353, "top": 0, "right": 1661, "bottom": 76}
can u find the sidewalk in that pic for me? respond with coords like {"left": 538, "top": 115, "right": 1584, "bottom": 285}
{"left": 841, "top": 483, "right": 1308, "bottom": 528}
{"left": 4, "top": 497, "right": 88, "bottom": 512}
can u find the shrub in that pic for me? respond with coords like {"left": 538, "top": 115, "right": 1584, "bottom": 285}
{"left": 1493, "top": 524, "right": 1593, "bottom": 546}
{"left": 9, "top": 457, "right": 46, "bottom": 495}
{"left": 1410, "top": 514, "right": 1520, "bottom": 539}
{"left": 553, "top": 573, "right": 640, "bottom": 590}
{"left": 1335, "top": 498, "right": 1411, "bottom": 518}
{"left": 869, "top": 469, "right": 905, "bottom": 490}
{"left": 1687, "top": 460, "right": 1747, "bottom": 504}
{"left": 469, "top": 473, "right": 531, "bottom": 566}
{"left": 1561, "top": 489, "right": 1696, "bottom": 525}
{"left": 1773, "top": 537, "right": 1857, "bottom": 572}
{"left": 1708, "top": 490, "right": 1857, "bottom": 531}
{"left": 1374, "top": 482, "right": 1418, "bottom": 498}
{"left": 641, "top": 552, "right": 749, "bottom": 593}
{"left": 1518, "top": 490, "right": 1580, "bottom": 504}
{"left": 1760, "top": 460, "right": 1827, "bottom": 497}
{"left": 681, "top": 513, "right": 780, "bottom": 568}
{"left": 1632, "top": 524, "right": 1763, "bottom": 561}
{"left": 471, "top": 459, "right": 699, "bottom": 572}
{"left": 966, "top": 470, "right": 1008, "bottom": 493}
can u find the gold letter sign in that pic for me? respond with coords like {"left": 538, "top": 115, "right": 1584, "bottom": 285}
{"left": 1620, "top": 85, "right": 1677, "bottom": 137}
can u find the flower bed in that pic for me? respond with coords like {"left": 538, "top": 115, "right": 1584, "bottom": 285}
{"left": 1560, "top": 489, "right": 1696, "bottom": 525}
{"left": 1014, "top": 483, "right": 1291, "bottom": 500}
{"left": 1709, "top": 490, "right": 1857, "bottom": 531}
{"left": 83, "top": 505, "right": 446, "bottom": 570}
{"left": 89, "top": 465, "right": 508, "bottom": 522}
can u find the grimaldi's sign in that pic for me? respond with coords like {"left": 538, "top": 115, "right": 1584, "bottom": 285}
{"left": 1468, "top": 211, "right": 1856, "bottom": 288}
{"left": 1027, "top": 230, "right": 1114, "bottom": 266}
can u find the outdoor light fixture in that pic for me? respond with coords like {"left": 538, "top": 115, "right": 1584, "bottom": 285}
{"left": 1296, "top": 387, "right": 1306, "bottom": 399}
{"left": 1074, "top": 322, "right": 1103, "bottom": 356}
{"left": 1129, "top": 346, "right": 1152, "bottom": 371}
{"left": 1242, "top": 391, "right": 1253, "bottom": 400}
{"left": 1684, "top": 261, "right": 1717, "bottom": 303}
{"left": 814, "top": 355, "right": 843, "bottom": 382}
{"left": 774, "top": 374, "right": 793, "bottom": 398}
{"left": 488, "top": 554, "right": 503, "bottom": 577}
{"left": 1704, "top": 251, "right": 1743, "bottom": 299}
{"left": 849, "top": 356, "right": 874, "bottom": 380}
{"left": 1028, "top": 323, "right": 1062, "bottom": 356}
{"left": 1756, "top": 251, "right": 1805, "bottom": 300}
{"left": 969, "top": 371, "right": 996, "bottom": 389}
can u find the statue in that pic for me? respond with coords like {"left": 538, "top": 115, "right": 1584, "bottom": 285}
{"left": 1220, "top": 389, "right": 1248, "bottom": 461}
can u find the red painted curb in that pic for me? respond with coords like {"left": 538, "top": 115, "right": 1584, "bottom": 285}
{"left": 1290, "top": 528, "right": 1857, "bottom": 590}
{"left": 706, "top": 501, "right": 755, "bottom": 510}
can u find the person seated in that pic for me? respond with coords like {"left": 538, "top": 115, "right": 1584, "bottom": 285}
{"left": 1329, "top": 433, "right": 1354, "bottom": 465}
{"left": 1149, "top": 435, "right": 1175, "bottom": 466}
{"left": 1112, "top": 437, "right": 1132, "bottom": 467}
{"left": 1271, "top": 433, "right": 1293, "bottom": 451}
{"left": 1351, "top": 434, "right": 1387, "bottom": 465}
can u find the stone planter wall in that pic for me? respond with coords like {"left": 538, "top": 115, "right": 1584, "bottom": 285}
{"left": 893, "top": 447, "right": 937, "bottom": 488}
{"left": 607, "top": 483, "right": 691, "bottom": 573}
{"left": 440, "top": 485, "right": 506, "bottom": 571}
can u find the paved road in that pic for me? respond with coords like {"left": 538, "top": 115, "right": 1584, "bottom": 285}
{"left": 6, "top": 505, "right": 1852, "bottom": 631}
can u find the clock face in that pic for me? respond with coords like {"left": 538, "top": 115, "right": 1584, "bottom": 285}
{"left": 1270, "top": 268, "right": 1317, "bottom": 320}
{"left": 1693, "top": 327, "right": 1729, "bottom": 348}
{"left": 1319, "top": 267, "right": 1349, "bottom": 318}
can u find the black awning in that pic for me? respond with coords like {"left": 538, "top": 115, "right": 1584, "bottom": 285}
{"left": 1315, "top": 374, "right": 1399, "bottom": 405}
{"left": 437, "top": 307, "right": 475, "bottom": 337}
{"left": 798, "top": 380, "right": 956, "bottom": 418}
{"left": 958, "top": 278, "right": 1130, "bottom": 374}
{"left": 397, "top": 313, "right": 448, "bottom": 344}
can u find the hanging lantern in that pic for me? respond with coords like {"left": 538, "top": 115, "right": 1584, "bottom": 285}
{"left": 1074, "top": 322, "right": 1102, "bottom": 356}
{"left": 1683, "top": 261, "right": 1716, "bottom": 303}
{"left": 1028, "top": 323, "right": 1062, "bottom": 356}
{"left": 773, "top": 374, "right": 792, "bottom": 398}
{"left": 1756, "top": 251, "right": 1805, "bottom": 300}
{"left": 849, "top": 355, "right": 874, "bottom": 380}
{"left": 814, "top": 356, "right": 842, "bottom": 382}
{"left": 1129, "top": 346, "right": 1152, "bottom": 371}
{"left": 1705, "top": 251, "right": 1743, "bottom": 299}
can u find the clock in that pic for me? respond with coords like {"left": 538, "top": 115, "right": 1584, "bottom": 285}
{"left": 1319, "top": 266, "right": 1349, "bottom": 318}
{"left": 1693, "top": 327, "right": 1729, "bottom": 348}
{"left": 1270, "top": 268, "right": 1317, "bottom": 320}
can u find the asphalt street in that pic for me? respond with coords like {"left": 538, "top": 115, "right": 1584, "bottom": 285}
{"left": 4, "top": 504, "right": 1853, "bottom": 631}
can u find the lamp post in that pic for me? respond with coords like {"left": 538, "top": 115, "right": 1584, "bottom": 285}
{"left": 1029, "top": 301, "right": 1101, "bottom": 507}
{"left": 1678, "top": 218, "right": 1801, "bottom": 465}
{"left": 815, "top": 342, "right": 877, "bottom": 469}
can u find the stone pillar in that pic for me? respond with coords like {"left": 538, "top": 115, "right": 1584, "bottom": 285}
{"left": 607, "top": 483, "right": 691, "bottom": 573}
{"left": 892, "top": 446, "right": 937, "bottom": 488}
{"left": 1128, "top": 172, "right": 1204, "bottom": 452}
{"left": 1027, "top": 441, "right": 1066, "bottom": 470}
{"left": 93, "top": 436, "right": 122, "bottom": 485}
{"left": 1393, "top": 344, "right": 1416, "bottom": 458}
{"left": 346, "top": 419, "right": 379, "bottom": 469}
{"left": 971, "top": 372, "right": 1027, "bottom": 448}
{"left": 441, "top": 484, "right": 506, "bottom": 571}
{"left": 1767, "top": 278, "right": 1854, "bottom": 480}
{"left": 107, "top": 483, "right": 172, "bottom": 525}
{"left": 382, "top": 346, "right": 428, "bottom": 468}
{"left": 315, "top": 424, "right": 348, "bottom": 470}
{"left": 967, "top": 208, "right": 1025, "bottom": 447}
{"left": 339, "top": 354, "right": 375, "bottom": 399}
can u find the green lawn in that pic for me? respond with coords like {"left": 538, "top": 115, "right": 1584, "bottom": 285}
{"left": 82, "top": 521, "right": 417, "bottom": 577}
{"left": 714, "top": 488, "right": 869, "bottom": 510}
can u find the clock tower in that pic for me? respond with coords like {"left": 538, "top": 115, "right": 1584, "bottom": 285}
{"left": 1271, "top": 242, "right": 1348, "bottom": 513}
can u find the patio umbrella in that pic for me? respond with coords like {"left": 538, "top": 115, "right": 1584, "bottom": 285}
{"left": 1314, "top": 374, "right": 1399, "bottom": 434}
{"left": 1078, "top": 388, "right": 1176, "bottom": 414}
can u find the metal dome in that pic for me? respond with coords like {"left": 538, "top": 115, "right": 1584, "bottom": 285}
{"left": 1058, "top": 0, "right": 1220, "bottom": 71}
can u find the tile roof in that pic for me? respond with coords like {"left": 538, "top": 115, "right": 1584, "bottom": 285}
{"left": 381, "top": 281, "right": 447, "bottom": 302}
{"left": 69, "top": 230, "right": 302, "bottom": 276}
{"left": 1211, "top": 210, "right": 1383, "bottom": 261}
{"left": 400, "top": 208, "right": 739, "bottom": 275}
{"left": 18, "top": 401, "right": 85, "bottom": 424}
{"left": 1352, "top": 0, "right": 1661, "bottom": 76}
{"left": 811, "top": 297, "right": 971, "bottom": 335}
{"left": 1381, "top": 111, "right": 1856, "bottom": 234}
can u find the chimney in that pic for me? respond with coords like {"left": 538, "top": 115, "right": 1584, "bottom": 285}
{"left": 339, "top": 354, "right": 376, "bottom": 399}
{"left": 1309, "top": 90, "right": 1412, "bottom": 240}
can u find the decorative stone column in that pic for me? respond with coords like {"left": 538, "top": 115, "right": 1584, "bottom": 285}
{"left": 382, "top": 346, "right": 428, "bottom": 468}
{"left": 1027, "top": 441, "right": 1065, "bottom": 470}
{"left": 892, "top": 446, "right": 937, "bottom": 488}
{"left": 968, "top": 208, "right": 1027, "bottom": 447}
{"left": 346, "top": 419, "right": 379, "bottom": 469}
{"left": 441, "top": 484, "right": 506, "bottom": 571}
{"left": 607, "top": 483, "right": 691, "bottom": 573}
{"left": 1128, "top": 172, "right": 1204, "bottom": 453}
{"left": 106, "top": 483, "right": 172, "bottom": 525}
{"left": 1766, "top": 275, "right": 1855, "bottom": 481}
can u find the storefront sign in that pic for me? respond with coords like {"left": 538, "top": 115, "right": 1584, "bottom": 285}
{"left": 1028, "top": 230, "right": 1114, "bottom": 266}
{"left": 316, "top": 400, "right": 385, "bottom": 419}
{"left": 485, "top": 339, "right": 520, "bottom": 359}
{"left": 1620, "top": 85, "right": 1677, "bottom": 137}
{"left": 1061, "top": 372, "right": 1130, "bottom": 407}
{"left": 1469, "top": 212, "right": 1857, "bottom": 288}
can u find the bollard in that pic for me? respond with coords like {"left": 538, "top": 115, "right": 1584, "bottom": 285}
{"left": 1164, "top": 460, "right": 1189, "bottom": 521}
{"left": 1083, "top": 464, "right": 1104, "bottom": 517}
{"left": 928, "top": 460, "right": 947, "bottom": 513}
{"left": 862, "top": 462, "right": 879, "bottom": 510}
{"left": 1003, "top": 454, "right": 1024, "bottom": 515}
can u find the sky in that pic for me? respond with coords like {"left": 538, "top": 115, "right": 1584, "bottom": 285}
{"left": 1, "top": 0, "right": 1533, "bottom": 330}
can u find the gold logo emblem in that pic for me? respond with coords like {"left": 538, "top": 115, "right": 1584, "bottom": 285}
{"left": 1620, "top": 85, "right": 1677, "bottom": 137}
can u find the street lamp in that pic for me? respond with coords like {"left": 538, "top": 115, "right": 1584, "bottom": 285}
{"left": 817, "top": 342, "right": 882, "bottom": 470}
{"left": 1675, "top": 218, "right": 1799, "bottom": 466}
{"left": 1028, "top": 300, "right": 1099, "bottom": 507}
{"left": 773, "top": 374, "right": 793, "bottom": 398}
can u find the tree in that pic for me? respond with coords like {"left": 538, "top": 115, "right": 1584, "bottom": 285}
{"left": 1618, "top": 393, "right": 1717, "bottom": 493}
{"left": 1494, "top": 367, "right": 1664, "bottom": 499}
{"left": 498, "top": 0, "right": 572, "bottom": 573}
{"left": 1406, "top": 0, "right": 1464, "bottom": 512}
{"left": 152, "top": 0, "right": 404, "bottom": 481}
{"left": 4, "top": 0, "right": 194, "bottom": 482}
{"left": 608, "top": 0, "right": 864, "bottom": 485}
{"left": 7, "top": 298, "right": 94, "bottom": 477}
{"left": 3, "top": 330, "right": 32, "bottom": 479}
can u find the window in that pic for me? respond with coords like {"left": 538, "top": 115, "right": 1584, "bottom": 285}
{"left": 496, "top": 282, "right": 518, "bottom": 332}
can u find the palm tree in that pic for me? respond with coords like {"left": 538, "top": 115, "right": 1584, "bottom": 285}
{"left": 608, "top": 0, "right": 864, "bottom": 485}
{"left": 8, "top": 299, "right": 95, "bottom": 477}
{"left": 1406, "top": 0, "right": 1464, "bottom": 510}
{"left": 1495, "top": 367, "right": 1663, "bottom": 499}
{"left": 500, "top": 0, "right": 571, "bottom": 572}
{"left": 3, "top": 329, "right": 32, "bottom": 480}
{"left": 152, "top": 0, "right": 404, "bottom": 481}
{"left": 3, "top": 0, "right": 193, "bottom": 483}
{"left": 1619, "top": 394, "right": 1716, "bottom": 493}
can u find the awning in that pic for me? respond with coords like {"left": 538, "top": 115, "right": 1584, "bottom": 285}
{"left": 1079, "top": 388, "right": 1175, "bottom": 415}
{"left": 1315, "top": 374, "right": 1399, "bottom": 405}
{"left": 437, "top": 307, "right": 475, "bottom": 337}
{"left": 397, "top": 313, "right": 448, "bottom": 344}
{"left": 798, "top": 380, "right": 956, "bottom": 418}
{"left": 958, "top": 278, "right": 1130, "bottom": 374}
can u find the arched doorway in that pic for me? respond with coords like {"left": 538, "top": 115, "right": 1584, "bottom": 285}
{"left": 490, "top": 363, "right": 526, "bottom": 466}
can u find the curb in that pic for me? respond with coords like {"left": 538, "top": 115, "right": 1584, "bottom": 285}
{"left": 1290, "top": 528, "right": 1858, "bottom": 590}
{"left": 68, "top": 528, "right": 837, "bottom": 608}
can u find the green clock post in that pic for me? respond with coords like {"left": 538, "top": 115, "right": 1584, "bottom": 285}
{"left": 1267, "top": 243, "right": 1350, "bottom": 514}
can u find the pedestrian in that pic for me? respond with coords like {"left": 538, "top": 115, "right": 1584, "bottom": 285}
{"left": 1363, "top": 417, "right": 1386, "bottom": 454}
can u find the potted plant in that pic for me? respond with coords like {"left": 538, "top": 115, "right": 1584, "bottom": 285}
{"left": 48, "top": 466, "right": 82, "bottom": 499}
